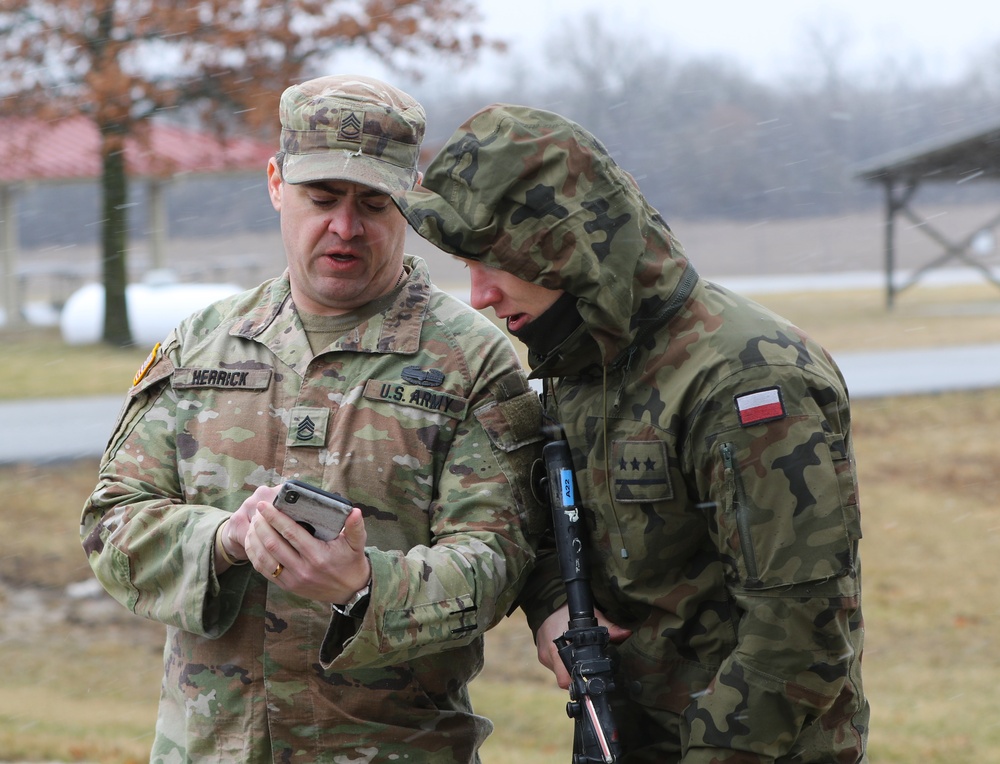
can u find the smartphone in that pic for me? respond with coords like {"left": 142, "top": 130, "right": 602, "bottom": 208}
{"left": 273, "top": 479, "right": 353, "bottom": 541}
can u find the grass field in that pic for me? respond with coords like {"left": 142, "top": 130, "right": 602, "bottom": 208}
{"left": 3, "top": 280, "right": 1000, "bottom": 761}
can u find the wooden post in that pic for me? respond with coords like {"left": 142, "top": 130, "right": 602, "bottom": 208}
{"left": 148, "top": 178, "right": 167, "bottom": 272}
{"left": 883, "top": 181, "right": 896, "bottom": 311}
{"left": 1, "top": 183, "right": 23, "bottom": 327}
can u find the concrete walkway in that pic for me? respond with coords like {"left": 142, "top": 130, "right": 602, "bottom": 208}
{"left": 3, "top": 342, "right": 1000, "bottom": 464}
{"left": 835, "top": 342, "right": 1000, "bottom": 399}
{"left": 0, "top": 394, "right": 124, "bottom": 464}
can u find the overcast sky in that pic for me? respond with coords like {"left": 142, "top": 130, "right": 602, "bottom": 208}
{"left": 428, "top": 0, "right": 1000, "bottom": 86}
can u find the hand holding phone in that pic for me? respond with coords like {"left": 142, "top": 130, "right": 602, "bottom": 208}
{"left": 273, "top": 479, "right": 353, "bottom": 541}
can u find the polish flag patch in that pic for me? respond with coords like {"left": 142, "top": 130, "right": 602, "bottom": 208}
{"left": 735, "top": 387, "right": 786, "bottom": 426}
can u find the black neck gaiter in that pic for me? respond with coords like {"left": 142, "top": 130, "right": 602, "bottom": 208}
{"left": 508, "top": 291, "right": 584, "bottom": 359}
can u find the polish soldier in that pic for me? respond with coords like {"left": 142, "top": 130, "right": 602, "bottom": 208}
{"left": 397, "top": 104, "right": 870, "bottom": 763}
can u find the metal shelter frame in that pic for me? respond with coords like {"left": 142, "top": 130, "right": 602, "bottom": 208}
{"left": 855, "top": 118, "right": 1000, "bottom": 309}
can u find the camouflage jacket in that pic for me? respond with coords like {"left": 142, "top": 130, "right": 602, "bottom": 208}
{"left": 80, "top": 255, "right": 546, "bottom": 763}
{"left": 398, "top": 105, "right": 869, "bottom": 763}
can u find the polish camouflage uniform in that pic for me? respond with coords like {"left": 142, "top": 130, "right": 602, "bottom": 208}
{"left": 397, "top": 104, "right": 869, "bottom": 763}
{"left": 80, "top": 79, "right": 546, "bottom": 763}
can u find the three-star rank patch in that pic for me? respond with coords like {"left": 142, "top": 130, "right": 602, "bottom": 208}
{"left": 612, "top": 440, "right": 672, "bottom": 503}
{"left": 734, "top": 386, "right": 786, "bottom": 427}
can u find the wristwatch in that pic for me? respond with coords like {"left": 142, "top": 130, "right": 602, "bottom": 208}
{"left": 332, "top": 581, "right": 371, "bottom": 618}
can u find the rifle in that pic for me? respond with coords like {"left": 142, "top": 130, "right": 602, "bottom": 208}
{"left": 542, "top": 438, "right": 623, "bottom": 764}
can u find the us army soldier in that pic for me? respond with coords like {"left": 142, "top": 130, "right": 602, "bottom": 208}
{"left": 81, "top": 78, "right": 546, "bottom": 763}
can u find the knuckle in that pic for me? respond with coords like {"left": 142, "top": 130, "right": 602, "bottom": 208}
{"left": 262, "top": 536, "right": 283, "bottom": 556}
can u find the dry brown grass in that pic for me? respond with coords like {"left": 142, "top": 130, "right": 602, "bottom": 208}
{"left": 752, "top": 282, "right": 1000, "bottom": 354}
{"left": 0, "top": 327, "right": 149, "bottom": 400}
{"left": 851, "top": 392, "right": 1000, "bottom": 762}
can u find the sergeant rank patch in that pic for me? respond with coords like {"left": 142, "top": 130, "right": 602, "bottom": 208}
{"left": 735, "top": 386, "right": 786, "bottom": 426}
{"left": 287, "top": 406, "right": 330, "bottom": 448}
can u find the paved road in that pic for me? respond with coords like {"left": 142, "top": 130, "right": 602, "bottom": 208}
{"left": 4, "top": 342, "right": 1000, "bottom": 464}
{"left": 0, "top": 394, "right": 124, "bottom": 464}
{"left": 835, "top": 343, "right": 1000, "bottom": 398}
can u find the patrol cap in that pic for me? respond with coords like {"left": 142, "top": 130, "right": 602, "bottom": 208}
{"left": 278, "top": 74, "right": 425, "bottom": 193}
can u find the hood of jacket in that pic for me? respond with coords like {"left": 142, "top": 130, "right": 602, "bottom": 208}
{"left": 396, "top": 103, "right": 696, "bottom": 375}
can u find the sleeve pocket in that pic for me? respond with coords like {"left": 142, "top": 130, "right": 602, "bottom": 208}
{"left": 715, "top": 421, "right": 859, "bottom": 593}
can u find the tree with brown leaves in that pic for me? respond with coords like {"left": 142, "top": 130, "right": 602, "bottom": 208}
{"left": 0, "top": 0, "right": 491, "bottom": 346}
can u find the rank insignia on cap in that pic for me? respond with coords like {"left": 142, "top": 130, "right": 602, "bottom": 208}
{"left": 339, "top": 111, "right": 363, "bottom": 142}
{"left": 132, "top": 342, "right": 161, "bottom": 387}
{"left": 735, "top": 386, "right": 786, "bottom": 426}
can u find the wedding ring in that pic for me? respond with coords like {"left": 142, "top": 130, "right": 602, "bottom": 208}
{"left": 272, "top": 563, "right": 284, "bottom": 578}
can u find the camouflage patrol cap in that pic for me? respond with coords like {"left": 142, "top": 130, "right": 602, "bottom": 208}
{"left": 278, "top": 74, "right": 425, "bottom": 193}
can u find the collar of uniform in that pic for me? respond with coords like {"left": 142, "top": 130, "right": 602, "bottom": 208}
{"left": 232, "top": 256, "right": 431, "bottom": 362}
{"left": 231, "top": 273, "right": 292, "bottom": 341}
{"left": 526, "top": 321, "right": 602, "bottom": 379}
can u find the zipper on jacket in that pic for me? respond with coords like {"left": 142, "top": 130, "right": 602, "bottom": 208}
{"left": 721, "top": 442, "right": 760, "bottom": 586}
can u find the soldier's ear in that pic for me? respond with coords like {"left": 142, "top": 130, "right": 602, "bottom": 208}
{"left": 266, "top": 158, "right": 283, "bottom": 212}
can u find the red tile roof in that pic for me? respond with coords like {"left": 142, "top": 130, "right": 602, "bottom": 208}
{"left": 0, "top": 116, "right": 275, "bottom": 183}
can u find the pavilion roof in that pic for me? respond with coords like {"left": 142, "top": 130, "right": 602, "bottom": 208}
{"left": 0, "top": 115, "right": 275, "bottom": 184}
{"left": 855, "top": 117, "right": 1000, "bottom": 185}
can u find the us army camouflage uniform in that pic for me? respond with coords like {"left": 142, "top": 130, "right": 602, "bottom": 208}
{"left": 80, "top": 256, "right": 546, "bottom": 763}
{"left": 397, "top": 105, "right": 869, "bottom": 763}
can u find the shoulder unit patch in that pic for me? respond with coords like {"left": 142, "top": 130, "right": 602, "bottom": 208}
{"left": 132, "top": 343, "right": 161, "bottom": 387}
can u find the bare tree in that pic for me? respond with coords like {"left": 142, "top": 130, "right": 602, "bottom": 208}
{"left": 963, "top": 41, "right": 1000, "bottom": 104}
{"left": 0, "top": 0, "right": 490, "bottom": 346}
